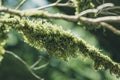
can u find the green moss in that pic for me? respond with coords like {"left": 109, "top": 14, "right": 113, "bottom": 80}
{"left": 0, "top": 24, "right": 8, "bottom": 45}
{"left": 0, "top": 23, "right": 9, "bottom": 62}
{"left": 19, "top": 20, "right": 83, "bottom": 60}
{"left": 72, "top": 0, "right": 94, "bottom": 15}
{"left": 86, "top": 46, "right": 120, "bottom": 77}
{"left": 72, "top": 0, "right": 97, "bottom": 30}
{"left": 0, "top": 10, "right": 119, "bottom": 77}
{"left": 4, "top": 17, "right": 119, "bottom": 77}
{"left": 73, "top": 0, "right": 81, "bottom": 15}
{"left": 0, "top": 46, "right": 5, "bottom": 61}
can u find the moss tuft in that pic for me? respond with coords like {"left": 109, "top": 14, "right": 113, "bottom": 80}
{"left": 7, "top": 18, "right": 120, "bottom": 77}
{"left": 72, "top": 0, "right": 94, "bottom": 15}
{"left": 19, "top": 20, "right": 84, "bottom": 60}
{"left": 0, "top": 46, "right": 5, "bottom": 61}
{"left": 0, "top": 23, "right": 9, "bottom": 62}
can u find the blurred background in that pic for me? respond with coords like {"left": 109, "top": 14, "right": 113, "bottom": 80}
{"left": 0, "top": 0, "right": 120, "bottom": 80}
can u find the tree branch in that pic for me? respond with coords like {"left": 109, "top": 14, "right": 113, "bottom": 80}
{"left": 5, "top": 50, "right": 44, "bottom": 80}
{"left": 0, "top": 1, "right": 119, "bottom": 79}
{"left": 0, "top": 0, "right": 2, "bottom": 6}
{"left": 15, "top": 0, "right": 26, "bottom": 9}
{"left": 78, "top": 3, "right": 114, "bottom": 16}
{"left": 0, "top": 18, "right": 120, "bottom": 77}
{"left": 34, "top": 0, "right": 74, "bottom": 10}
{"left": 100, "top": 22, "right": 120, "bottom": 35}
{"left": 0, "top": 6, "right": 120, "bottom": 35}
{"left": 1, "top": 7, "right": 120, "bottom": 23}
{"left": 79, "top": 16, "right": 120, "bottom": 23}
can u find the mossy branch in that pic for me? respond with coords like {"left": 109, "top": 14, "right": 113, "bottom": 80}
{"left": 0, "top": 22, "right": 9, "bottom": 61}
{"left": 0, "top": 6, "right": 120, "bottom": 35}
{"left": 0, "top": 17, "right": 120, "bottom": 77}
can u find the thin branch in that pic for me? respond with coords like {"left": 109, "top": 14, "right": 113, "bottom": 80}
{"left": 15, "top": 0, "right": 26, "bottom": 9}
{"left": 99, "top": 11, "right": 119, "bottom": 16}
{"left": 77, "top": 9, "right": 99, "bottom": 17}
{"left": 79, "top": 16, "right": 120, "bottom": 23}
{"left": 0, "top": 7, "right": 22, "bottom": 16}
{"left": 100, "top": 22, "right": 120, "bottom": 35}
{"left": 0, "top": 0, "right": 2, "bottom": 6}
{"left": 5, "top": 50, "right": 44, "bottom": 80}
{"left": 102, "top": 6, "right": 120, "bottom": 11}
{"left": 36, "top": 0, "right": 62, "bottom": 10}
{"left": 33, "top": 63, "right": 48, "bottom": 71}
{"left": 0, "top": 7, "right": 120, "bottom": 23}
{"left": 79, "top": 17, "right": 120, "bottom": 35}
{"left": 32, "top": 0, "right": 74, "bottom": 10}
{"left": 55, "top": 3, "right": 74, "bottom": 7}
{"left": 30, "top": 57, "right": 42, "bottom": 69}
{"left": 0, "top": 7, "right": 120, "bottom": 35}
{"left": 78, "top": 3, "right": 114, "bottom": 17}
{"left": 97, "top": 3, "right": 114, "bottom": 10}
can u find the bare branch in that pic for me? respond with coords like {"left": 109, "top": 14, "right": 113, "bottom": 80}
{"left": 0, "top": 7, "right": 120, "bottom": 23}
{"left": 0, "top": 0, "right": 2, "bottom": 6}
{"left": 79, "top": 17, "right": 120, "bottom": 35}
{"left": 104, "top": 6, "right": 120, "bottom": 10}
{"left": 5, "top": 50, "right": 44, "bottom": 80}
{"left": 0, "top": 6, "right": 120, "bottom": 35}
{"left": 35, "top": 0, "right": 62, "bottom": 10}
{"left": 97, "top": 3, "right": 114, "bottom": 10}
{"left": 77, "top": 9, "right": 99, "bottom": 17}
{"left": 78, "top": 3, "right": 114, "bottom": 17}
{"left": 0, "top": 7, "right": 22, "bottom": 16}
{"left": 15, "top": 0, "right": 26, "bottom": 9}
{"left": 100, "top": 22, "right": 120, "bottom": 35}
{"left": 33, "top": 63, "right": 48, "bottom": 71}
{"left": 32, "top": 0, "right": 74, "bottom": 10}
{"left": 55, "top": 3, "right": 74, "bottom": 7}
{"left": 30, "top": 57, "right": 42, "bottom": 69}
{"left": 79, "top": 16, "right": 120, "bottom": 23}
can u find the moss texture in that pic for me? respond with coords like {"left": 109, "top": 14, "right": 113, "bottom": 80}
{"left": 0, "top": 17, "right": 119, "bottom": 77}
{"left": 19, "top": 19, "right": 83, "bottom": 60}
{"left": 17, "top": 19, "right": 120, "bottom": 77}
{"left": 0, "top": 23, "right": 8, "bottom": 61}
{"left": 72, "top": 0, "right": 94, "bottom": 15}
